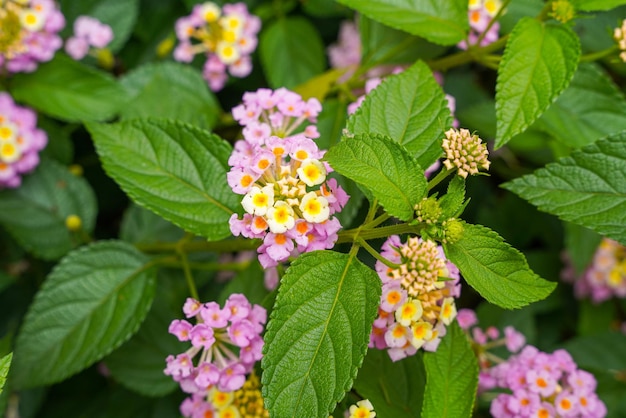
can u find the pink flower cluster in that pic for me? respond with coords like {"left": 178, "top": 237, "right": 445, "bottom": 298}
{"left": 370, "top": 235, "right": 461, "bottom": 361}
{"left": 164, "top": 294, "right": 266, "bottom": 409}
{"left": 562, "top": 238, "right": 626, "bottom": 303}
{"left": 173, "top": 2, "right": 260, "bottom": 91}
{"left": 0, "top": 93, "right": 47, "bottom": 189}
{"left": 458, "top": 0, "right": 502, "bottom": 50}
{"left": 228, "top": 88, "right": 349, "bottom": 269}
{"left": 65, "top": 16, "right": 113, "bottom": 60}
{"left": 0, "top": 0, "right": 65, "bottom": 73}
{"left": 327, "top": 20, "right": 361, "bottom": 80}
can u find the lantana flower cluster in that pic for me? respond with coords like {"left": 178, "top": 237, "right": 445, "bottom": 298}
{"left": 228, "top": 88, "right": 349, "bottom": 269}
{"left": 181, "top": 372, "right": 268, "bottom": 418}
{"left": 458, "top": 0, "right": 502, "bottom": 50}
{"left": 370, "top": 235, "right": 461, "bottom": 361}
{"left": 65, "top": 15, "right": 113, "bottom": 60}
{"left": 348, "top": 399, "right": 376, "bottom": 418}
{"left": 164, "top": 294, "right": 266, "bottom": 416}
{"left": 0, "top": 92, "right": 47, "bottom": 188}
{"left": 458, "top": 309, "right": 607, "bottom": 418}
{"left": 562, "top": 238, "right": 626, "bottom": 303}
{"left": 614, "top": 19, "right": 626, "bottom": 62}
{"left": 442, "top": 128, "right": 490, "bottom": 178}
{"left": 0, "top": 0, "right": 65, "bottom": 73}
{"left": 173, "top": 1, "right": 260, "bottom": 91}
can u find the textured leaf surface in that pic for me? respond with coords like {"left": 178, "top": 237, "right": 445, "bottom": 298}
{"left": 347, "top": 61, "right": 451, "bottom": 168}
{"left": 88, "top": 119, "right": 238, "bottom": 240}
{"left": 262, "top": 251, "right": 381, "bottom": 418}
{"left": 120, "top": 62, "right": 221, "bottom": 130}
{"left": 422, "top": 322, "right": 477, "bottom": 418}
{"left": 565, "top": 332, "right": 626, "bottom": 371}
{"left": 535, "top": 64, "right": 626, "bottom": 148}
{"left": 353, "top": 349, "right": 425, "bottom": 417}
{"left": 10, "top": 55, "right": 128, "bottom": 122}
{"left": 503, "top": 132, "right": 626, "bottom": 245}
{"left": 0, "top": 353, "right": 10, "bottom": 396}
{"left": 444, "top": 223, "right": 556, "bottom": 309}
{"left": 573, "top": 0, "right": 626, "bottom": 10}
{"left": 260, "top": 17, "right": 325, "bottom": 89}
{"left": 0, "top": 159, "right": 97, "bottom": 260}
{"left": 325, "top": 133, "right": 427, "bottom": 221}
{"left": 495, "top": 18, "right": 580, "bottom": 148}
{"left": 336, "top": 0, "right": 468, "bottom": 45}
{"left": 11, "top": 241, "right": 156, "bottom": 389}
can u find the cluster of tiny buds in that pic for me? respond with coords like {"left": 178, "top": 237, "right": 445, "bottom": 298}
{"left": 412, "top": 198, "right": 464, "bottom": 244}
{"left": 0, "top": 0, "right": 65, "bottom": 73}
{"left": 614, "top": 19, "right": 626, "bottom": 62}
{"left": 65, "top": 15, "right": 113, "bottom": 61}
{"left": 442, "top": 128, "right": 490, "bottom": 179}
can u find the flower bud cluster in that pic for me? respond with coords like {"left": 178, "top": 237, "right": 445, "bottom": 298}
{"left": 180, "top": 371, "right": 268, "bottom": 418}
{"left": 65, "top": 15, "right": 113, "bottom": 60}
{"left": 228, "top": 88, "right": 349, "bottom": 269}
{"left": 0, "top": 92, "right": 47, "bottom": 188}
{"left": 458, "top": 0, "right": 502, "bottom": 50}
{"left": 370, "top": 235, "right": 461, "bottom": 361}
{"left": 0, "top": 0, "right": 65, "bottom": 73}
{"left": 173, "top": 1, "right": 260, "bottom": 91}
{"left": 442, "top": 128, "right": 490, "bottom": 178}
{"left": 614, "top": 19, "right": 626, "bottom": 62}
{"left": 164, "top": 294, "right": 266, "bottom": 407}
{"left": 562, "top": 238, "right": 626, "bottom": 303}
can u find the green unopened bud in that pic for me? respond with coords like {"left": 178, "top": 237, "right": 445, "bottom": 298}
{"left": 0, "top": 8, "right": 23, "bottom": 56}
{"left": 414, "top": 197, "right": 442, "bottom": 224}
{"left": 65, "top": 214, "right": 82, "bottom": 232}
{"left": 550, "top": 0, "right": 575, "bottom": 23}
{"left": 96, "top": 48, "right": 115, "bottom": 70}
{"left": 442, "top": 218, "right": 464, "bottom": 244}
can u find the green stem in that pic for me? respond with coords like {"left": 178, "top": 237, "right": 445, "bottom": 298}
{"left": 362, "top": 213, "right": 391, "bottom": 229}
{"left": 136, "top": 237, "right": 260, "bottom": 254}
{"left": 475, "top": 0, "right": 512, "bottom": 46}
{"left": 581, "top": 45, "right": 620, "bottom": 62}
{"left": 176, "top": 235, "right": 200, "bottom": 300}
{"left": 427, "top": 167, "right": 454, "bottom": 191}
{"left": 338, "top": 222, "right": 422, "bottom": 244}
{"left": 364, "top": 199, "right": 380, "bottom": 224}
{"left": 357, "top": 237, "right": 400, "bottom": 269}
{"left": 428, "top": 36, "right": 508, "bottom": 72}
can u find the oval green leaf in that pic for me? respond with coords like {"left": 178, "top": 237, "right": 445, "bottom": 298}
{"left": 10, "top": 55, "right": 128, "bottom": 122}
{"left": 11, "top": 241, "right": 156, "bottom": 389}
{"left": 0, "top": 159, "right": 97, "bottom": 260}
{"left": 260, "top": 17, "right": 325, "bottom": 89}
{"left": 336, "top": 0, "right": 468, "bottom": 45}
{"left": 502, "top": 132, "right": 626, "bottom": 245}
{"left": 87, "top": 119, "right": 238, "bottom": 241}
{"left": 444, "top": 223, "right": 556, "bottom": 309}
{"left": 262, "top": 251, "right": 381, "bottom": 418}
{"left": 495, "top": 18, "right": 580, "bottom": 148}
{"left": 325, "top": 133, "right": 427, "bottom": 221}
{"left": 0, "top": 353, "right": 11, "bottom": 396}
{"left": 422, "top": 322, "right": 478, "bottom": 418}
{"left": 347, "top": 61, "right": 451, "bottom": 168}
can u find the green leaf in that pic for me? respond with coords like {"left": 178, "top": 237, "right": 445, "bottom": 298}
{"left": 336, "top": 0, "right": 468, "bottom": 45}
{"left": 37, "top": 117, "right": 75, "bottom": 165}
{"left": 353, "top": 349, "right": 425, "bottom": 417}
{"left": 10, "top": 55, "right": 128, "bottom": 122}
{"left": 422, "top": 322, "right": 477, "bottom": 418}
{"left": 439, "top": 176, "right": 466, "bottom": 219}
{"left": 502, "top": 132, "right": 626, "bottom": 245}
{"left": 0, "top": 159, "right": 97, "bottom": 260}
{"left": 565, "top": 331, "right": 626, "bottom": 371}
{"left": 573, "top": 0, "right": 626, "bottom": 11}
{"left": 87, "top": 119, "right": 239, "bottom": 241}
{"left": 325, "top": 133, "right": 427, "bottom": 221}
{"left": 347, "top": 61, "right": 451, "bottom": 168}
{"left": 0, "top": 353, "right": 11, "bottom": 396}
{"left": 564, "top": 223, "right": 602, "bottom": 274}
{"left": 105, "top": 295, "right": 185, "bottom": 397}
{"left": 534, "top": 64, "right": 626, "bottom": 149}
{"left": 218, "top": 261, "right": 269, "bottom": 306}
{"left": 444, "top": 223, "right": 556, "bottom": 309}
{"left": 495, "top": 18, "right": 580, "bottom": 148}
{"left": 262, "top": 251, "right": 381, "bottom": 418}
{"left": 11, "top": 241, "right": 156, "bottom": 389}
{"left": 120, "top": 62, "right": 221, "bottom": 130}
{"left": 120, "top": 204, "right": 184, "bottom": 245}
{"left": 260, "top": 17, "right": 325, "bottom": 89}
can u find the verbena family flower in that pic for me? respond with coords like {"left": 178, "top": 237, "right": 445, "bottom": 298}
{"left": 562, "top": 238, "right": 626, "bottom": 303}
{"left": 0, "top": 92, "right": 47, "bottom": 188}
{"left": 65, "top": 15, "right": 113, "bottom": 60}
{"left": 614, "top": 19, "right": 626, "bottom": 62}
{"left": 370, "top": 235, "right": 461, "bottom": 361}
{"left": 348, "top": 399, "right": 376, "bottom": 418}
{"left": 164, "top": 294, "right": 266, "bottom": 417}
{"left": 458, "top": 0, "right": 502, "bottom": 50}
{"left": 228, "top": 88, "right": 349, "bottom": 269}
{"left": 173, "top": 1, "right": 260, "bottom": 91}
{"left": 459, "top": 309, "right": 607, "bottom": 418}
{"left": 442, "top": 128, "right": 490, "bottom": 178}
{"left": 0, "top": 0, "right": 65, "bottom": 73}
